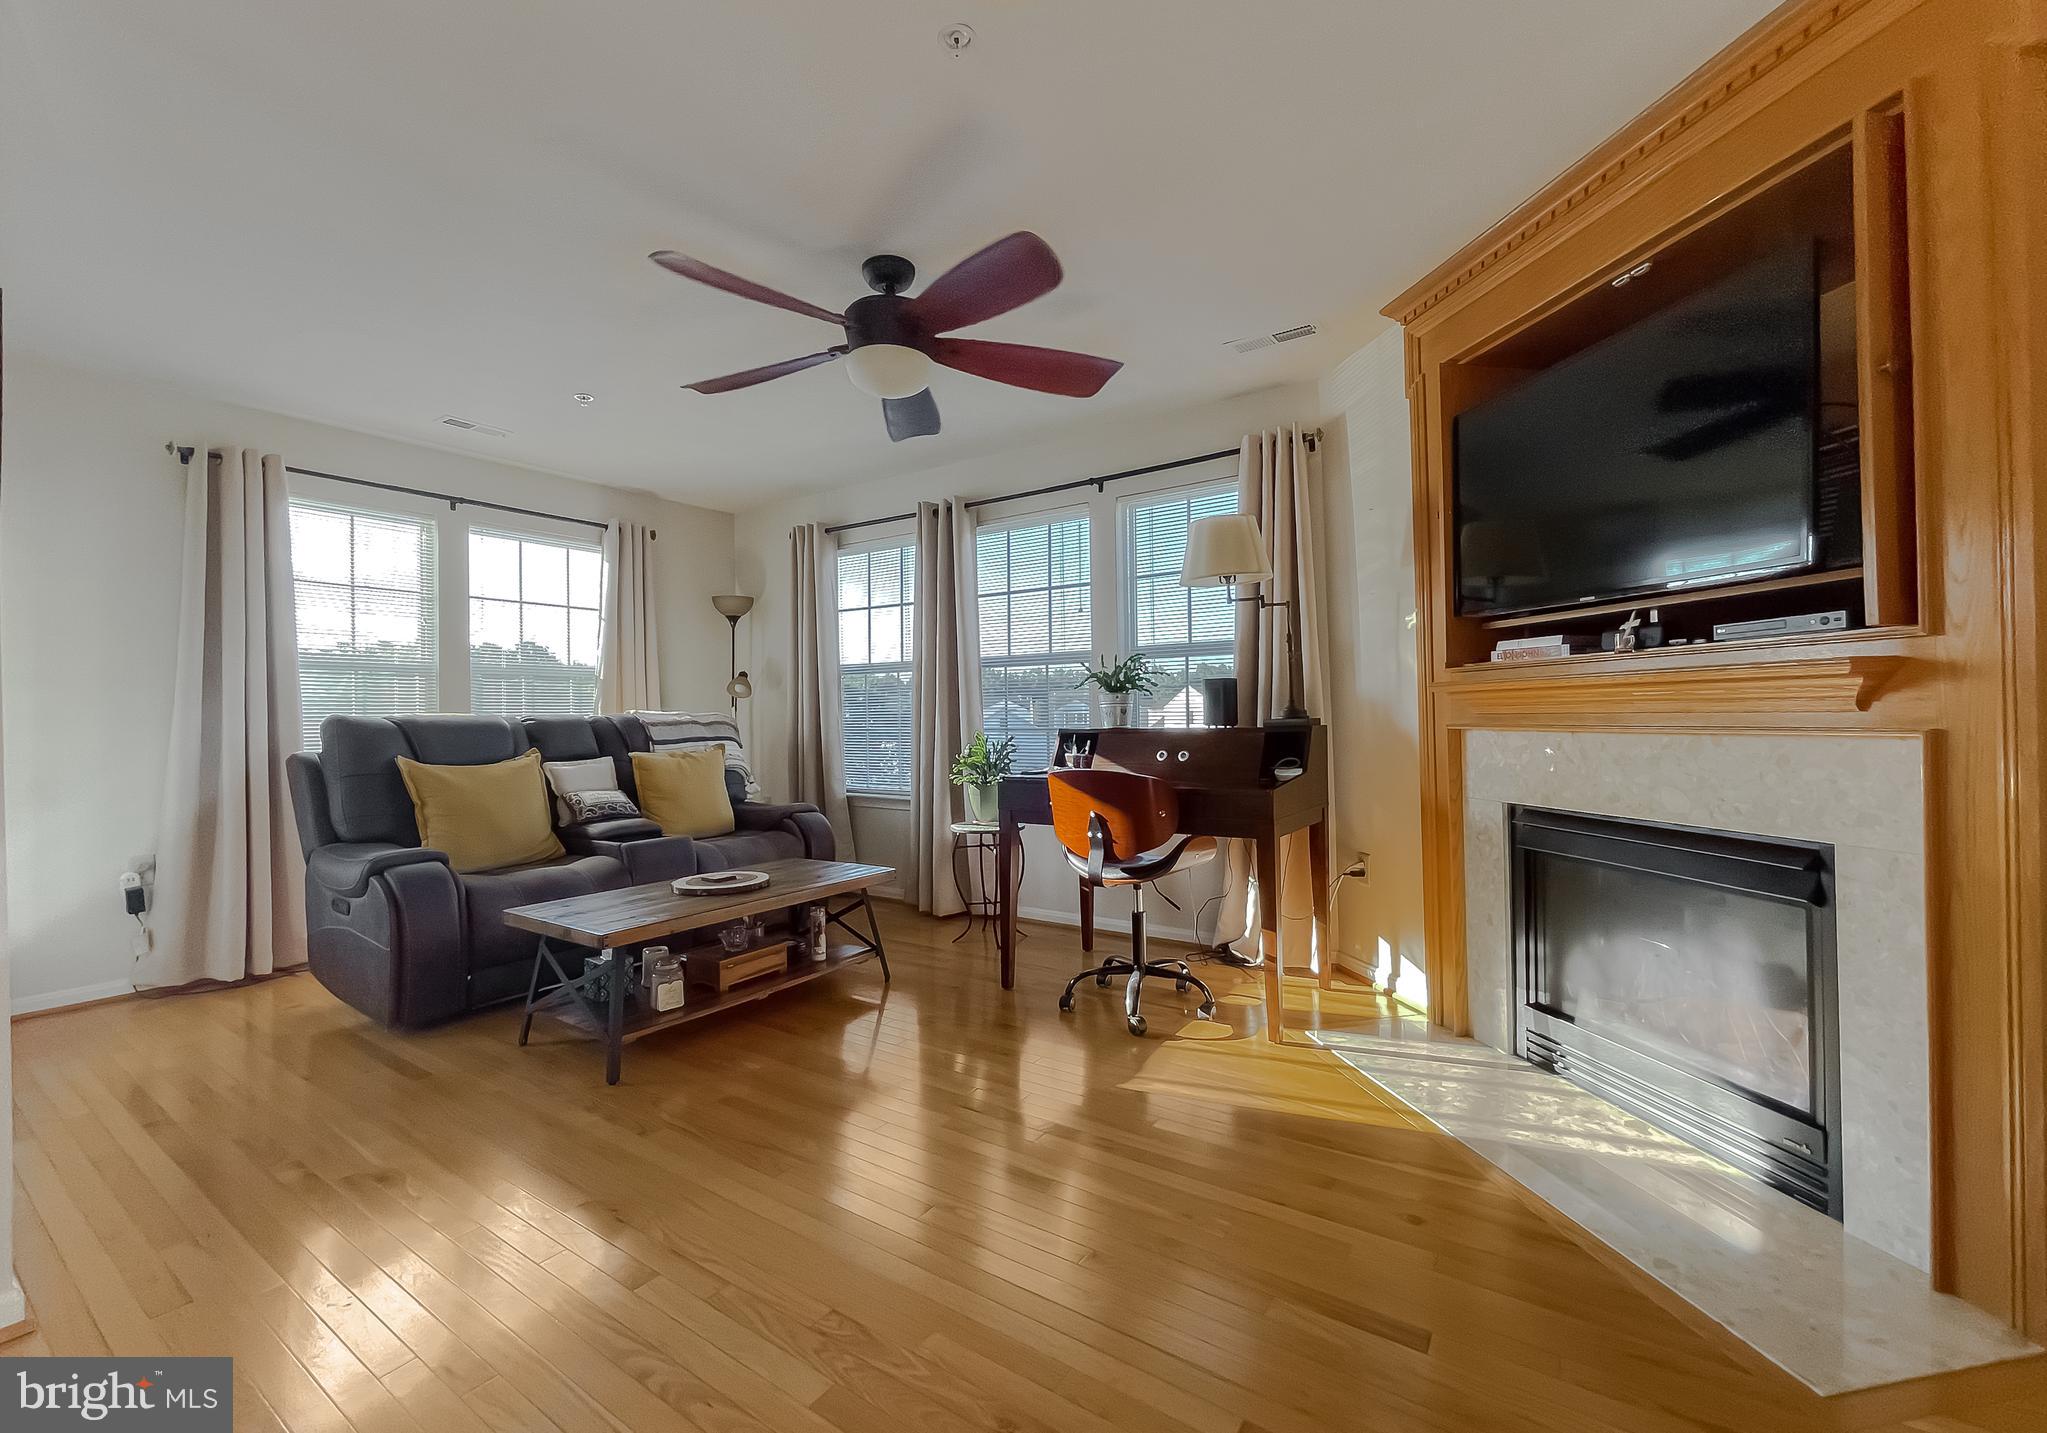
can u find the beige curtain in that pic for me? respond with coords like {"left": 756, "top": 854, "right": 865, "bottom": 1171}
{"left": 141, "top": 449, "right": 305, "bottom": 988}
{"left": 911, "top": 500, "right": 978, "bottom": 916}
{"left": 1218, "top": 426, "right": 1330, "bottom": 970}
{"left": 790, "top": 523, "right": 856, "bottom": 857}
{"left": 598, "top": 521, "right": 661, "bottom": 713}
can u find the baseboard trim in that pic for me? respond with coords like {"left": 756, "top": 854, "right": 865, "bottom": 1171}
{"left": 1018, "top": 903, "right": 1203, "bottom": 948}
{"left": 11, "top": 979, "right": 136, "bottom": 1019}
{"left": 0, "top": 1276, "right": 30, "bottom": 1345}
{"left": 1330, "top": 949, "right": 1381, "bottom": 985}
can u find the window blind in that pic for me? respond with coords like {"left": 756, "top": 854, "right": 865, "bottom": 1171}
{"left": 976, "top": 511, "right": 1092, "bottom": 768}
{"left": 1125, "top": 482, "right": 1239, "bottom": 726}
{"left": 837, "top": 542, "right": 917, "bottom": 794}
{"left": 289, "top": 500, "right": 440, "bottom": 751}
{"left": 468, "top": 529, "right": 605, "bottom": 720}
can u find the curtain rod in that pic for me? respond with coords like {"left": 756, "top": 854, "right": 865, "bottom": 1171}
{"left": 818, "top": 430, "right": 1320, "bottom": 537}
{"left": 166, "top": 443, "right": 622, "bottom": 535}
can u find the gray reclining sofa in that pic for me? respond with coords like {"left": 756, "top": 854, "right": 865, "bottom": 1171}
{"left": 284, "top": 713, "right": 835, "bottom": 1027}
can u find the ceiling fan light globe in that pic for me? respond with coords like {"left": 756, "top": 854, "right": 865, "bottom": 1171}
{"left": 844, "top": 343, "right": 933, "bottom": 400}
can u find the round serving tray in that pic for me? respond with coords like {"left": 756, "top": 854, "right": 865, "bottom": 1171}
{"left": 670, "top": 870, "right": 771, "bottom": 896}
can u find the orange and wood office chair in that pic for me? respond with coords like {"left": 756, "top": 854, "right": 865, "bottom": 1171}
{"left": 1048, "top": 768, "right": 1220, "bottom": 1035}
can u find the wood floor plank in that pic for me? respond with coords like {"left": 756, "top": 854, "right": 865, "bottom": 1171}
{"left": 15, "top": 904, "right": 2047, "bottom": 1433}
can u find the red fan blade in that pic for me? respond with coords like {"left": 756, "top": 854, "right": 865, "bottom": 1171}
{"left": 683, "top": 349, "right": 844, "bottom": 394}
{"left": 906, "top": 232, "right": 1062, "bottom": 335}
{"left": 931, "top": 338, "right": 1122, "bottom": 398}
{"left": 650, "top": 251, "right": 844, "bottom": 325}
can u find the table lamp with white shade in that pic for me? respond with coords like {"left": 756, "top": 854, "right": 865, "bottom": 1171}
{"left": 1181, "top": 514, "right": 1307, "bottom": 722}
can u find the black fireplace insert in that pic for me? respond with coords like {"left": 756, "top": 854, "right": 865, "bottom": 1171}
{"left": 1510, "top": 806, "right": 1843, "bottom": 1216}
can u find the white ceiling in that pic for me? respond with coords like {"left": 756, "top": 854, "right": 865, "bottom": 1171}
{"left": 1, "top": 0, "right": 1779, "bottom": 511}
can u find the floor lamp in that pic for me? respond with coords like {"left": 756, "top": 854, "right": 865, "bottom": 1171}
{"left": 1180, "top": 513, "right": 1307, "bottom": 721}
{"left": 711, "top": 594, "right": 754, "bottom": 711}
{"left": 1181, "top": 513, "right": 1304, "bottom": 969}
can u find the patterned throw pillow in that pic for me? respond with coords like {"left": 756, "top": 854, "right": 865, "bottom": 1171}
{"left": 542, "top": 756, "right": 642, "bottom": 826}
{"left": 561, "top": 788, "right": 642, "bottom": 824}
{"left": 633, "top": 711, "right": 762, "bottom": 800}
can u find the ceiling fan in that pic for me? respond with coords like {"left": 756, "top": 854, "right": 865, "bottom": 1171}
{"left": 650, "top": 232, "right": 1122, "bottom": 441}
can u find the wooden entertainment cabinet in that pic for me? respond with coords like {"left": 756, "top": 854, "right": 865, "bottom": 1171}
{"left": 1384, "top": 0, "right": 2047, "bottom": 1339}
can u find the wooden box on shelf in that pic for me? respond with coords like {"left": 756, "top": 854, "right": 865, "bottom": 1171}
{"left": 689, "top": 940, "right": 791, "bottom": 992}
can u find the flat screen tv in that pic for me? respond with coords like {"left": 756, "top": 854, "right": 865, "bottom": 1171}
{"left": 1453, "top": 244, "right": 1820, "bottom": 618}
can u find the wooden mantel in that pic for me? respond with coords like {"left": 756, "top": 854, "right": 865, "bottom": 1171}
{"left": 1381, "top": 0, "right": 2047, "bottom": 1341}
{"left": 1438, "top": 654, "right": 1907, "bottom": 726}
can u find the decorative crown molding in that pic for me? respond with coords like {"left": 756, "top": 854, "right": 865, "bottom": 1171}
{"left": 1383, "top": 0, "right": 1880, "bottom": 328}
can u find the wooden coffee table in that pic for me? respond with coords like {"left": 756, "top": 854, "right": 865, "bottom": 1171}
{"left": 504, "top": 857, "right": 894, "bottom": 1084}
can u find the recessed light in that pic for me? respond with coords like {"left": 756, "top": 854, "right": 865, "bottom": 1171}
{"left": 574, "top": 393, "right": 596, "bottom": 406}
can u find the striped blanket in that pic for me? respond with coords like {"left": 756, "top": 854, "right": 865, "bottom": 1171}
{"left": 634, "top": 710, "right": 762, "bottom": 800}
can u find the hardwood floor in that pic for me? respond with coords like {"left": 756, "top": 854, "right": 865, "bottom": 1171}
{"left": 12, "top": 905, "right": 2047, "bottom": 1432}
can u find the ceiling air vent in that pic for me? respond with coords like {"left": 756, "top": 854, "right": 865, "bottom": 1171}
{"left": 438, "top": 414, "right": 510, "bottom": 438}
{"left": 1225, "top": 322, "right": 1317, "bottom": 355}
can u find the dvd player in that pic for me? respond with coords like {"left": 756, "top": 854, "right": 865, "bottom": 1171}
{"left": 1712, "top": 610, "right": 1849, "bottom": 642}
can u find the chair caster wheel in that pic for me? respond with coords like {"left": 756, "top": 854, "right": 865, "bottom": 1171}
{"left": 1176, "top": 976, "right": 1189, "bottom": 992}
{"left": 1059, "top": 994, "right": 1075, "bottom": 1013}
{"left": 1197, "top": 1002, "right": 1217, "bottom": 1020}
{"left": 1126, "top": 1015, "right": 1147, "bottom": 1036}
{"left": 1095, "top": 972, "right": 1110, "bottom": 987}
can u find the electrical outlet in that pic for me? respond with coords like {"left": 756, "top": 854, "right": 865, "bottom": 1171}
{"left": 1343, "top": 852, "right": 1370, "bottom": 884}
{"left": 130, "top": 922, "right": 153, "bottom": 958}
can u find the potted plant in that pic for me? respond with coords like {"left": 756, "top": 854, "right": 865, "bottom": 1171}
{"left": 950, "top": 732, "right": 1016, "bottom": 823}
{"left": 1077, "top": 653, "right": 1159, "bottom": 728}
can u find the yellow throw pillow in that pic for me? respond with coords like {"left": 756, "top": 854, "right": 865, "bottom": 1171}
{"left": 631, "top": 747, "right": 736, "bottom": 839}
{"left": 395, "top": 749, "right": 565, "bottom": 874}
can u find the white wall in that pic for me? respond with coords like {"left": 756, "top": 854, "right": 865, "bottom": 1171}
{"left": 0, "top": 572, "right": 20, "bottom": 1328}
{"left": 0, "top": 354, "right": 737, "bottom": 1012}
{"left": 735, "top": 386, "right": 1316, "bottom": 937}
{"left": 1318, "top": 328, "right": 1428, "bottom": 997}
{"left": 734, "top": 347, "right": 1427, "bottom": 977}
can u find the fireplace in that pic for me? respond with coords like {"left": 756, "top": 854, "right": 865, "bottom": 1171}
{"left": 1510, "top": 806, "right": 1843, "bottom": 1216}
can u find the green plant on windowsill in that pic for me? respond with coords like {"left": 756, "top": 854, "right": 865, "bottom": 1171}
{"left": 1076, "top": 653, "right": 1160, "bottom": 727}
{"left": 950, "top": 732, "right": 1016, "bottom": 823}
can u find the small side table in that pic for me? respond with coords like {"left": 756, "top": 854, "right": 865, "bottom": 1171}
{"left": 951, "top": 820, "right": 1024, "bottom": 943}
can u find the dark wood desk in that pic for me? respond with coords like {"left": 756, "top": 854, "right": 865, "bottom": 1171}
{"left": 996, "top": 723, "right": 1329, "bottom": 1041}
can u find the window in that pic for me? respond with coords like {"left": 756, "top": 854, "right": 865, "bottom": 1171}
{"left": 1124, "top": 483, "right": 1240, "bottom": 726}
{"left": 976, "top": 512, "right": 1093, "bottom": 769}
{"left": 289, "top": 500, "right": 440, "bottom": 751}
{"left": 468, "top": 529, "right": 604, "bottom": 720}
{"left": 837, "top": 541, "right": 916, "bottom": 794}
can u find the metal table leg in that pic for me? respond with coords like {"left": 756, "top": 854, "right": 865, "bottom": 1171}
{"left": 602, "top": 946, "right": 625, "bottom": 1085}
{"left": 951, "top": 834, "right": 976, "bottom": 943}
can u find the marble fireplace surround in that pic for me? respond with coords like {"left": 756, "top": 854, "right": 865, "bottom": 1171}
{"left": 1462, "top": 727, "right": 1932, "bottom": 1270}
{"left": 1302, "top": 726, "right": 2047, "bottom": 1393}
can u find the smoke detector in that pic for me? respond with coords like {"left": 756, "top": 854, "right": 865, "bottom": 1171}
{"left": 438, "top": 414, "right": 510, "bottom": 438}
{"left": 939, "top": 22, "right": 974, "bottom": 54}
{"left": 1225, "top": 322, "right": 1317, "bottom": 355}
